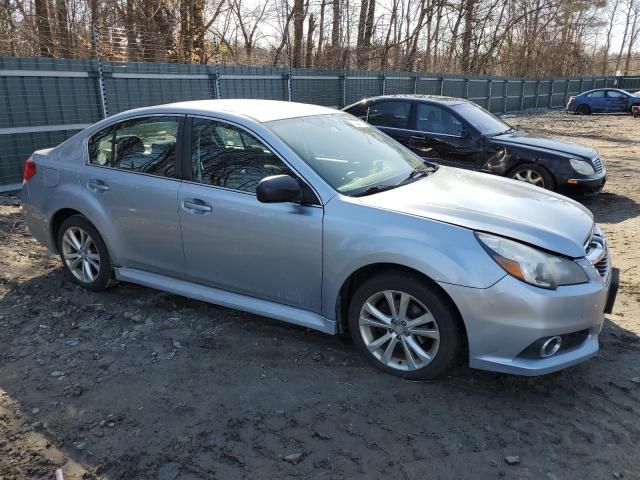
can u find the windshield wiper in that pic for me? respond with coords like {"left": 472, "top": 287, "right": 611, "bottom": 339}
{"left": 396, "top": 166, "right": 436, "bottom": 186}
{"left": 351, "top": 166, "right": 437, "bottom": 197}
{"left": 487, "top": 127, "right": 514, "bottom": 137}
{"left": 351, "top": 184, "right": 399, "bottom": 197}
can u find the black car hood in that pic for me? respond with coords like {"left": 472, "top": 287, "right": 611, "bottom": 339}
{"left": 491, "top": 131, "right": 597, "bottom": 159}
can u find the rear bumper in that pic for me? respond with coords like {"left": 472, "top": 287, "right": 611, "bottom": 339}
{"left": 439, "top": 262, "right": 613, "bottom": 376}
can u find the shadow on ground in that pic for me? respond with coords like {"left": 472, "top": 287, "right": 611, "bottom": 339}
{"left": 573, "top": 191, "right": 640, "bottom": 224}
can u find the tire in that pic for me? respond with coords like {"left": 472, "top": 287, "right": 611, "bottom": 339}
{"left": 57, "top": 215, "right": 116, "bottom": 290}
{"left": 508, "top": 163, "right": 555, "bottom": 190}
{"left": 576, "top": 104, "right": 591, "bottom": 115}
{"left": 348, "top": 272, "right": 462, "bottom": 380}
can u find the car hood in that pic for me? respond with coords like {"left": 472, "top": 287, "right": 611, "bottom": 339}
{"left": 491, "top": 131, "right": 597, "bottom": 159}
{"left": 357, "top": 167, "right": 594, "bottom": 258}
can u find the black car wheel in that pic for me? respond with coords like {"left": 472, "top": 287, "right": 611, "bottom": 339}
{"left": 509, "top": 164, "right": 555, "bottom": 190}
{"left": 576, "top": 104, "right": 591, "bottom": 115}
{"left": 630, "top": 103, "right": 640, "bottom": 114}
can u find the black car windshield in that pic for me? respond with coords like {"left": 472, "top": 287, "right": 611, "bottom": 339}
{"left": 451, "top": 102, "right": 511, "bottom": 136}
{"left": 267, "top": 113, "right": 433, "bottom": 196}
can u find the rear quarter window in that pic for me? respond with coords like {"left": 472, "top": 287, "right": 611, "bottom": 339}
{"left": 344, "top": 102, "right": 369, "bottom": 120}
{"left": 88, "top": 126, "right": 115, "bottom": 166}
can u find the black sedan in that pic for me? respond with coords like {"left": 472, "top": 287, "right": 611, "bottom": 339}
{"left": 343, "top": 95, "right": 607, "bottom": 192}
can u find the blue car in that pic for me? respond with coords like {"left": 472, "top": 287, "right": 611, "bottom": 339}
{"left": 567, "top": 88, "right": 640, "bottom": 115}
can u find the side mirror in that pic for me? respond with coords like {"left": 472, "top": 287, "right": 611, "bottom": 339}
{"left": 256, "top": 175, "right": 302, "bottom": 203}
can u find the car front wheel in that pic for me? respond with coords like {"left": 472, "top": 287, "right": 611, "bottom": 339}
{"left": 348, "top": 272, "right": 462, "bottom": 379}
{"left": 509, "top": 163, "right": 555, "bottom": 190}
{"left": 57, "top": 215, "right": 115, "bottom": 290}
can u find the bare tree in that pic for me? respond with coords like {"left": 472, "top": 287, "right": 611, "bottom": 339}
{"left": 34, "top": 0, "right": 54, "bottom": 56}
{"left": 291, "top": 0, "right": 305, "bottom": 66}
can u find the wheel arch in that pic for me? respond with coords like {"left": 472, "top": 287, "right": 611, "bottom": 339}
{"left": 50, "top": 208, "right": 85, "bottom": 253}
{"left": 335, "top": 262, "right": 469, "bottom": 357}
{"left": 50, "top": 208, "right": 116, "bottom": 265}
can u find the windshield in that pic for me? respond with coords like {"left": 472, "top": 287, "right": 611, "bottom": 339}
{"left": 267, "top": 113, "right": 433, "bottom": 196}
{"left": 451, "top": 102, "right": 511, "bottom": 136}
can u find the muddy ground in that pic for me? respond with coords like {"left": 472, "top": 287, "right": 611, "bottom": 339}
{"left": 1, "top": 110, "right": 639, "bottom": 480}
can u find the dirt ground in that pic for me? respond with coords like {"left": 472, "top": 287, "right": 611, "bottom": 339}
{"left": 1, "top": 110, "right": 639, "bottom": 480}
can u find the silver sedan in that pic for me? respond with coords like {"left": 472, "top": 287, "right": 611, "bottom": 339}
{"left": 21, "top": 99, "right": 618, "bottom": 378}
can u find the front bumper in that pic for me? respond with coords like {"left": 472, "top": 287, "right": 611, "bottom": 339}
{"left": 439, "top": 260, "right": 616, "bottom": 376}
{"left": 561, "top": 170, "right": 607, "bottom": 194}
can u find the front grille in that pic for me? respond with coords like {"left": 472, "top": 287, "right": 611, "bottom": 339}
{"left": 592, "top": 157, "right": 603, "bottom": 173}
{"left": 585, "top": 225, "right": 609, "bottom": 280}
{"left": 595, "top": 253, "right": 608, "bottom": 277}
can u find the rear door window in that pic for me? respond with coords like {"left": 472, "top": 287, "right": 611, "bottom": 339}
{"left": 368, "top": 101, "right": 411, "bottom": 129}
{"left": 586, "top": 91, "right": 605, "bottom": 98}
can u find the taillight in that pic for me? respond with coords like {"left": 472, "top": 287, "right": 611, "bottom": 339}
{"left": 23, "top": 157, "right": 36, "bottom": 184}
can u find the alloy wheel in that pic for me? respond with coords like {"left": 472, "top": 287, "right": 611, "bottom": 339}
{"left": 359, "top": 290, "right": 440, "bottom": 371}
{"left": 61, "top": 226, "right": 101, "bottom": 283}
{"left": 512, "top": 169, "right": 545, "bottom": 187}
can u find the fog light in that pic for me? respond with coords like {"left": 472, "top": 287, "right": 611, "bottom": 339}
{"left": 540, "top": 336, "right": 563, "bottom": 358}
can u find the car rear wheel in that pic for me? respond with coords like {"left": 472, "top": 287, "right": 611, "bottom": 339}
{"left": 576, "top": 104, "right": 590, "bottom": 115}
{"left": 348, "top": 272, "right": 462, "bottom": 379}
{"left": 509, "top": 164, "right": 555, "bottom": 190}
{"left": 57, "top": 215, "right": 115, "bottom": 290}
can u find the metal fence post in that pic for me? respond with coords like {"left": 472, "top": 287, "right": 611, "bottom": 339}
{"left": 548, "top": 79, "right": 554, "bottom": 109}
{"left": 520, "top": 80, "right": 526, "bottom": 111}
{"left": 413, "top": 72, "right": 418, "bottom": 94}
{"left": 212, "top": 61, "right": 221, "bottom": 99}
{"left": 465, "top": 78, "right": 470, "bottom": 99}
{"left": 564, "top": 79, "right": 570, "bottom": 105}
{"left": 92, "top": 24, "right": 108, "bottom": 119}
{"left": 440, "top": 74, "right": 445, "bottom": 95}
{"left": 503, "top": 79, "right": 508, "bottom": 113}
{"left": 579, "top": 78, "right": 584, "bottom": 93}
{"left": 535, "top": 80, "right": 540, "bottom": 108}
{"left": 487, "top": 79, "right": 492, "bottom": 112}
{"left": 342, "top": 70, "right": 347, "bottom": 107}
{"left": 381, "top": 73, "right": 386, "bottom": 95}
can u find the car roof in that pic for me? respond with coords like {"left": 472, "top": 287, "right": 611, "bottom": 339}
{"left": 580, "top": 88, "right": 628, "bottom": 95}
{"left": 353, "top": 94, "right": 470, "bottom": 106}
{"left": 112, "top": 99, "right": 338, "bottom": 123}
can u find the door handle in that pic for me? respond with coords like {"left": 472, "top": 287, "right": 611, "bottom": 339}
{"left": 410, "top": 135, "right": 426, "bottom": 141}
{"left": 182, "top": 199, "right": 212, "bottom": 214}
{"left": 87, "top": 179, "right": 109, "bottom": 193}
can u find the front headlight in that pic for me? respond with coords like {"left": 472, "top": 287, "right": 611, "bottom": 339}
{"left": 569, "top": 158, "right": 595, "bottom": 176}
{"left": 476, "top": 232, "right": 589, "bottom": 289}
